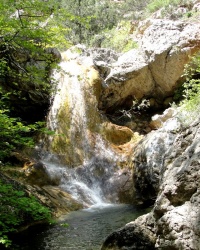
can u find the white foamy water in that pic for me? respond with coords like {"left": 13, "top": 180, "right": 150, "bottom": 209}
{"left": 42, "top": 158, "right": 106, "bottom": 207}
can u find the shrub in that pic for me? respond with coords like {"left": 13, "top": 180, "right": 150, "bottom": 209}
{"left": 146, "top": 0, "right": 193, "bottom": 14}
{"left": 0, "top": 105, "right": 48, "bottom": 162}
{"left": 0, "top": 179, "right": 52, "bottom": 247}
{"left": 176, "top": 53, "right": 200, "bottom": 126}
{"left": 100, "top": 21, "right": 138, "bottom": 52}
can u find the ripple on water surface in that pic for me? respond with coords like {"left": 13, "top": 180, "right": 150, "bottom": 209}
{"left": 12, "top": 204, "right": 150, "bottom": 250}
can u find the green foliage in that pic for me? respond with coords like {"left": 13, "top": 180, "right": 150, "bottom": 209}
{"left": 119, "top": 0, "right": 151, "bottom": 20}
{"left": 181, "top": 54, "right": 200, "bottom": 105}
{"left": 175, "top": 53, "right": 200, "bottom": 125}
{"left": 0, "top": 84, "right": 50, "bottom": 162}
{"left": 147, "top": 0, "right": 182, "bottom": 13}
{"left": 0, "top": 0, "right": 68, "bottom": 49}
{"left": 0, "top": 85, "right": 56, "bottom": 163}
{"left": 0, "top": 179, "right": 51, "bottom": 247}
{"left": 59, "top": 0, "right": 153, "bottom": 47}
{"left": 60, "top": 223, "right": 69, "bottom": 228}
{"left": 0, "top": 0, "right": 71, "bottom": 111}
{"left": 60, "top": 0, "right": 120, "bottom": 45}
{"left": 146, "top": 0, "right": 193, "bottom": 15}
{"left": 100, "top": 21, "right": 138, "bottom": 52}
{"left": 0, "top": 109, "right": 47, "bottom": 162}
{"left": 0, "top": 0, "right": 67, "bottom": 162}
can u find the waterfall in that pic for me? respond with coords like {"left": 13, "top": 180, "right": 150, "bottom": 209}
{"left": 47, "top": 56, "right": 99, "bottom": 165}
{"left": 43, "top": 50, "right": 133, "bottom": 207}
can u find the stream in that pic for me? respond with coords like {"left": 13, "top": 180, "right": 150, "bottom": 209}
{"left": 12, "top": 204, "right": 149, "bottom": 250}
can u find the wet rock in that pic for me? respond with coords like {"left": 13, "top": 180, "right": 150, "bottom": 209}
{"left": 25, "top": 184, "right": 83, "bottom": 217}
{"left": 23, "top": 161, "right": 61, "bottom": 186}
{"left": 0, "top": 171, "right": 82, "bottom": 218}
{"left": 47, "top": 55, "right": 103, "bottom": 166}
{"left": 102, "top": 168, "right": 134, "bottom": 204}
{"left": 39, "top": 186, "right": 82, "bottom": 216}
{"left": 72, "top": 158, "right": 135, "bottom": 204}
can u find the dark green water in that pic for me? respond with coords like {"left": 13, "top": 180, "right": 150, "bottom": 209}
{"left": 11, "top": 204, "right": 149, "bottom": 250}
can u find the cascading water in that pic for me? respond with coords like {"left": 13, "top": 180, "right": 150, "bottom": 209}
{"left": 40, "top": 159, "right": 105, "bottom": 207}
{"left": 43, "top": 51, "right": 132, "bottom": 207}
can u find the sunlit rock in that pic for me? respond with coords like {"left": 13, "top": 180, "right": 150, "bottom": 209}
{"left": 149, "top": 107, "right": 176, "bottom": 129}
{"left": 101, "top": 122, "right": 134, "bottom": 145}
{"left": 99, "top": 19, "right": 200, "bottom": 112}
{"left": 98, "top": 49, "right": 155, "bottom": 110}
{"left": 132, "top": 117, "right": 180, "bottom": 204}
{"left": 26, "top": 184, "right": 83, "bottom": 217}
{"left": 47, "top": 54, "right": 103, "bottom": 166}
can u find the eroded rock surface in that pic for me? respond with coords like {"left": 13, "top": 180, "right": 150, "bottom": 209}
{"left": 133, "top": 116, "right": 181, "bottom": 205}
{"left": 98, "top": 19, "right": 200, "bottom": 112}
{"left": 102, "top": 116, "right": 200, "bottom": 250}
{"left": 153, "top": 119, "right": 200, "bottom": 249}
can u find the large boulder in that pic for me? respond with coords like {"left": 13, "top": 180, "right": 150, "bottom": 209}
{"left": 101, "top": 213, "right": 156, "bottom": 250}
{"left": 98, "top": 19, "right": 200, "bottom": 112}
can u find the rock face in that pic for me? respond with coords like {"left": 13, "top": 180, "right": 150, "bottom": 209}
{"left": 149, "top": 108, "right": 176, "bottom": 129}
{"left": 47, "top": 49, "right": 142, "bottom": 166}
{"left": 29, "top": 185, "right": 82, "bottom": 217}
{"left": 102, "top": 116, "right": 200, "bottom": 250}
{"left": 98, "top": 19, "right": 200, "bottom": 112}
{"left": 153, "top": 118, "right": 200, "bottom": 249}
{"left": 0, "top": 171, "right": 82, "bottom": 218}
{"left": 133, "top": 115, "right": 180, "bottom": 205}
